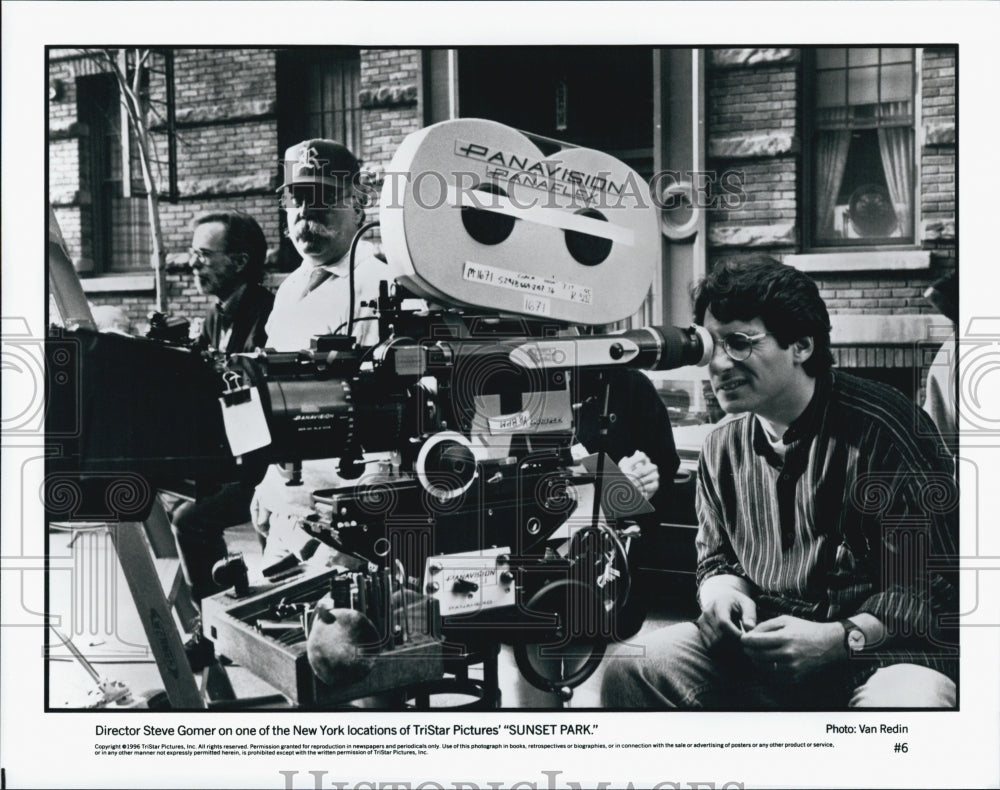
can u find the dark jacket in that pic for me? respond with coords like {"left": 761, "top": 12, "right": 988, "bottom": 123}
{"left": 199, "top": 283, "right": 275, "bottom": 353}
{"left": 575, "top": 367, "right": 680, "bottom": 521}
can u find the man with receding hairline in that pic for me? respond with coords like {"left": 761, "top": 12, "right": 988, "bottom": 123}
{"left": 171, "top": 209, "right": 274, "bottom": 602}
{"left": 188, "top": 209, "right": 273, "bottom": 353}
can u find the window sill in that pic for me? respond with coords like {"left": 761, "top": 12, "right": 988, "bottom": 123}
{"left": 785, "top": 249, "right": 931, "bottom": 273}
{"left": 830, "top": 313, "right": 941, "bottom": 345}
{"left": 80, "top": 274, "right": 155, "bottom": 293}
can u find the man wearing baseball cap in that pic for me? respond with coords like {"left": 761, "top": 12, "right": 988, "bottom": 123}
{"left": 254, "top": 139, "right": 385, "bottom": 571}
{"left": 265, "top": 138, "right": 383, "bottom": 351}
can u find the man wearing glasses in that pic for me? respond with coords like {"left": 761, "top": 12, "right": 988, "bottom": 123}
{"left": 601, "top": 256, "right": 957, "bottom": 709}
{"left": 189, "top": 210, "right": 274, "bottom": 353}
{"left": 264, "top": 138, "right": 382, "bottom": 351}
{"left": 171, "top": 210, "right": 274, "bottom": 602}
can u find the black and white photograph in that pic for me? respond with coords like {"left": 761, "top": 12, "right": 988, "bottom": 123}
{"left": 2, "top": 3, "right": 999, "bottom": 789}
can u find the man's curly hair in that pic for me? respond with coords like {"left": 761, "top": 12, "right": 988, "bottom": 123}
{"left": 693, "top": 255, "right": 834, "bottom": 377}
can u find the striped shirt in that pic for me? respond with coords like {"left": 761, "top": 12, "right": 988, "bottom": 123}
{"left": 696, "top": 369, "right": 958, "bottom": 681}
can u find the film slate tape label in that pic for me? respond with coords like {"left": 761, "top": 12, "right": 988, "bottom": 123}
{"left": 380, "top": 119, "right": 659, "bottom": 326}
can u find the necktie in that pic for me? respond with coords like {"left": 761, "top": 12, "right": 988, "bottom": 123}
{"left": 214, "top": 300, "right": 233, "bottom": 327}
{"left": 213, "top": 300, "right": 234, "bottom": 350}
{"left": 301, "top": 267, "right": 334, "bottom": 299}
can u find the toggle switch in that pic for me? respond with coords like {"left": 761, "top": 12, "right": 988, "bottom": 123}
{"left": 452, "top": 578, "right": 479, "bottom": 594}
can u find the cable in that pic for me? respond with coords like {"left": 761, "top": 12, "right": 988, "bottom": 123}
{"left": 332, "top": 315, "right": 381, "bottom": 366}
{"left": 332, "top": 315, "right": 377, "bottom": 335}
{"left": 347, "top": 221, "right": 380, "bottom": 339}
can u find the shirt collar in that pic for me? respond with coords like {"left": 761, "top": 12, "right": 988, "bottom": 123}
{"left": 215, "top": 283, "right": 248, "bottom": 323}
{"left": 780, "top": 369, "right": 832, "bottom": 445}
{"left": 750, "top": 369, "right": 832, "bottom": 462}
{"left": 304, "top": 247, "right": 355, "bottom": 278}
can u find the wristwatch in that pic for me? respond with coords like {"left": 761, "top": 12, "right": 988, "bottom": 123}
{"left": 839, "top": 619, "right": 866, "bottom": 654}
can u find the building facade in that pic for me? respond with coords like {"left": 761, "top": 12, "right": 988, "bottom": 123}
{"left": 48, "top": 46, "right": 956, "bottom": 400}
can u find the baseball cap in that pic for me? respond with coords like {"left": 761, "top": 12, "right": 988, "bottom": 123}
{"left": 277, "top": 139, "right": 360, "bottom": 196}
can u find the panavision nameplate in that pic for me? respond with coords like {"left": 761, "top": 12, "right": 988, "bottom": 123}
{"left": 380, "top": 118, "right": 659, "bottom": 326}
{"left": 422, "top": 547, "right": 516, "bottom": 616}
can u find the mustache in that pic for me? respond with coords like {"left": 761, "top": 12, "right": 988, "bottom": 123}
{"left": 714, "top": 375, "right": 750, "bottom": 391}
{"left": 293, "top": 219, "right": 338, "bottom": 243}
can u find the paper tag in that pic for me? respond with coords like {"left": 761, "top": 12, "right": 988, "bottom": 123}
{"left": 487, "top": 411, "right": 531, "bottom": 434}
{"left": 462, "top": 261, "right": 594, "bottom": 304}
{"left": 219, "top": 388, "right": 271, "bottom": 456}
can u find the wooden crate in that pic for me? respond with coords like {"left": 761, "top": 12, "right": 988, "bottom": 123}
{"left": 202, "top": 567, "right": 443, "bottom": 707}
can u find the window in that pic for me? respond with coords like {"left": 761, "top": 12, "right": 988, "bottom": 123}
{"left": 807, "top": 48, "right": 916, "bottom": 248}
{"left": 277, "top": 49, "right": 362, "bottom": 156}
{"left": 75, "top": 50, "right": 177, "bottom": 276}
{"left": 78, "top": 73, "right": 151, "bottom": 273}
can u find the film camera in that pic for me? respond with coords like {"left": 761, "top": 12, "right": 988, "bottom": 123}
{"left": 47, "top": 119, "right": 712, "bottom": 705}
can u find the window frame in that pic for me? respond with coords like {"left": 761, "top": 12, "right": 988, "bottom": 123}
{"left": 276, "top": 47, "right": 363, "bottom": 158}
{"left": 801, "top": 47, "right": 923, "bottom": 254}
{"left": 72, "top": 49, "right": 178, "bottom": 280}
{"left": 77, "top": 71, "right": 152, "bottom": 276}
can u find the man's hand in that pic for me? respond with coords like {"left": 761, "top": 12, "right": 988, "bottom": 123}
{"left": 619, "top": 451, "right": 659, "bottom": 500}
{"left": 740, "top": 615, "right": 844, "bottom": 680}
{"left": 249, "top": 490, "right": 271, "bottom": 534}
{"left": 696, "top": 576, "right": 757, "bottom": 649}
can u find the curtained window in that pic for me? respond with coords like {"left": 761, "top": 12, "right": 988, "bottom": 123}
{"left": 277, "top": 49, "right": 362, "bottom": 158}
{"left": 808, "top": 48, "right": 916, "bottom": 248}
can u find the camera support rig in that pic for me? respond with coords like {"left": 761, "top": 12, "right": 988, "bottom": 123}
{"left": 46, "top": 118, "right": 714, "bottom": 707}
{"left": 203, "top": 284, "right": 711, "bottom": 701}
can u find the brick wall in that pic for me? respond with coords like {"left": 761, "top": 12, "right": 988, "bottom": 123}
{"left": 50, "top": 48, "right": 427, "bottom": 331}
{"left": 49, "top": 51, "right": 102, "bottom": 263}
{"left": 701, "top": 46, "right": 957, "bottom": 402}
{"left": 812, "top": 272, "right": 937, "bottom": 315}
{"left": 51, "top": 46, "right": 957, "bottom": 385}
{"left": 706, "top": 50, "right": 801, "bottom": 254}
{"left": 360, "top": 49, "right": 422, "bottom": 168}
{"left": 48, "top": 48, "right": 281, "bottom": 325}
{"left": 708, "top": 61, "right": 798, "bottom": 136}
{"left": 173, "top": 48, "right": 276, "bottom": 109}
{"left": 358, "top": 49, "right": 423, "bottom": 231}
{"left": 710, "top": 160, "right": 797, "bottom": 225}
{"left": 921, "top": 48, "right": 957, "bottom": 233}
{"left": 704, "top": 46, "right": 958, "bottom": 261}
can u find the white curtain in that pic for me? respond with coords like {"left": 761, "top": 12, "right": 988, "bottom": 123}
{"left": 815, "top": 130, "right": 852, "bottom": 237}
{"left": 877, "top": 126, "right": 914, "bottom": 237}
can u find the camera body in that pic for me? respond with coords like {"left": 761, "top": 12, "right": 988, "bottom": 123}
{"left": 47, "top": 119, "right": 715, "bottom": 694}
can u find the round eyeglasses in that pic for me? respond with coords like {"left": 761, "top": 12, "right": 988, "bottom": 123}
{"left": 719, "top": 331, "right": 771, "bottom": 362}
{"left": 187, "top": 247, "right": 229, "bottom": 267}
